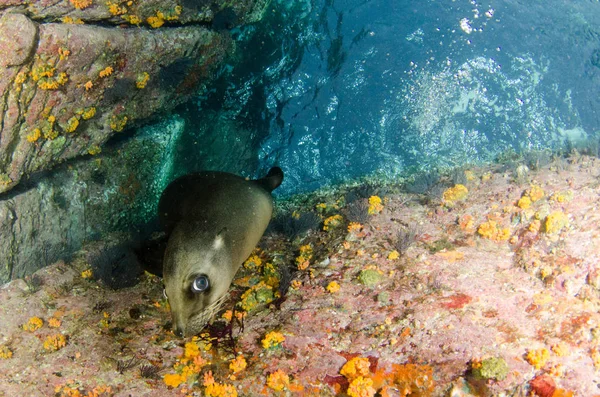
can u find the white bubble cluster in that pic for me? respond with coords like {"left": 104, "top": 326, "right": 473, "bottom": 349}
{"left": 460, "top": 18, "right": 473, "bottom": 34}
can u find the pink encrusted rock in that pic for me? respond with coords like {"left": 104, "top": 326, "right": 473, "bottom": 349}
{"left": 0, "top": 12, "right": 38, "bottom": 68}
{"left": 1, "top": 159, "right": 600, "bottom": 396}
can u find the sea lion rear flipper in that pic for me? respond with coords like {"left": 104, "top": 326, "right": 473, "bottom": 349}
{"left": 255, "top": 167, "right": 284, "bottom": 192}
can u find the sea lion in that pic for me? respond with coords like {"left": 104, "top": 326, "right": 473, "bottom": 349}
{"left": 158, "top": 167, "right": 283, "bottom": 337}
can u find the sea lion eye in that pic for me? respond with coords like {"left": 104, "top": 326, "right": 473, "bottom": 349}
{"left": 191, "top": 275, "right": 210, "bottom": 293}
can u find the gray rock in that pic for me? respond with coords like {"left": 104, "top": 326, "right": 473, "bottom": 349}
{"left": 0, "top": 115, "right": 184, "bottom": 284}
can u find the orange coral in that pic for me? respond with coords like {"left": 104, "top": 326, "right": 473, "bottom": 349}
{"left": 184, "top": 341, "right": 200, "bottom": 359}
{"left": 552, "top": 390, "right": 574, "bottom": 397}
{"left": 348, "top": 222, "right": 363, "bottom": 233}
{"left": 62, "top": 16, "right": 85, "bottom": 24}
{"left": 243, "top": 254, "right": 262, "bottom": 270}
{"left": 529, "top": 219, "right": 541, "bottom": 233}
{"left": 80, "top": 107, "right": 96, "bottom": 120}
{"left": 43, "top": 334, "right": 67, "bottom": 352}
{"left": 162, "top": 338, "right": 208, "bottom": 389}
{"left": 88, "top": 145, "right": 102, "bottom": 156}
{"left": 69, "top": 0, "right": 92, "bottom": 9}
{"left": 295, "top": 244, "right": 313, "bottom": 270}
{"left": 262, "top": 331, "right": 285, "bottom": 349}
{"left": 65, "top": 116, "right": 80, "bottom": 133}
{"left": 326, "top": 281, "right": 341, "bottom": 293}
{"left": 390, "top": 364, "right": 435, "bottom": 396}
{"left": 387, "top": 250, "right": 399, "bottom": 260}
{"left": 0, "top": 345, "right": 13, "bottom": 359}
{"left": 266, "top": 369, "right": 290, "bottom": 392}
{"left": 221, "top": 310, "right": 245, "bottom": 322}
{"left": 442, "top": 184, "right": 468, "bottom": 204}
{"left": 368, "top": 196, "right": 384, "bottom": 215}
{"left": 110, "top": 115, "right": 128, "bottom": 131}
{"left": 38, "top": 72, "right": 68, "bottom": 90}
{"left": 527, "top": 185, "right": 545, "bottom": 202}
{"left": 347, "top": 376, "right": 376, "bottom": 397}
{"left": 147, "top": 15, "right": 164, "bottom": 28}
{"left": 543, "top": 211, "right": 569, "bottom": 234}
{"left": 340, "top": 357, "right": 371, "bottom": 380}
{"left": 106, "top": 1, "right": 127, "bottom": 15}
{"left": 98, "top": 66, "right": 113, "bottom": 78}
{"left": 458, "top": 214, "right": 475, "bottom": 232}
{"left": 477, "top": 220, "right": 510, "bottom": 241}
{"left": 205, "top": 380, "right": 237, "bottom": 397}
{"left": 26, "top": 128, "right": 41, "bottom": 143}
{"left": 517, "top": 196, "right": 532, "bottom": 209}
{"left": 526, "top": 348, "right": 550, "bottom": 370}
{"left": 23, "top": 317, "right": 43, "bottom": 332}
{"left": 315, "top": 202, "right": 328, "bottom": 212}
{"left": 323, "top": 214, "right": 343, "bottom": 231}
{"left": 163, "top": 373, "right": 185, "bottom": 388}
{"left": 229, "top": 355, "right": 247, "bottom": 373}
{"left": 550, "top": 190, "right": 573, "bottom": 203}
{"left": 136, "top": 72, "right": 150, "bottom": 88}
{"left": 58, "top": 47, "right": 71, "bottom": 60}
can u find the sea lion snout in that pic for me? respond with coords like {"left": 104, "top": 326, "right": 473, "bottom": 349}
{"left": 163, "top": 228, "right": 236, "bottom": 337}
{"left": 173, "top": 325, "right": 184, "bottom": 338}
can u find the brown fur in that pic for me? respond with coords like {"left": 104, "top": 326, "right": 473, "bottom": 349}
{"left": 159, "top": 169, "right": 281, "bottom": 336}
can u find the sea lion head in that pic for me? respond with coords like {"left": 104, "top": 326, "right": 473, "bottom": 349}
{"left": 162, "top": 224, "right": 234, "bottom": 337}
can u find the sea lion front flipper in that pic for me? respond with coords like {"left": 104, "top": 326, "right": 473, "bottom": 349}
{"left": 255, "top": 167, "right": 284, "bottom": 192}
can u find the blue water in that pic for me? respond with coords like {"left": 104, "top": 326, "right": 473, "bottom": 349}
{"left": 184, "top": 0, "right": 600, "bottom": 196}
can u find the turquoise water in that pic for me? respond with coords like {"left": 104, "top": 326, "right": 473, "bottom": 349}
{"left": 178, "top": 0, "right": 600, "bottom": 196}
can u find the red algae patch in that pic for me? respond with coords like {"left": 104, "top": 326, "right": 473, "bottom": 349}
{"left": 1, "top": 156, "right": 600, "bottom": 396}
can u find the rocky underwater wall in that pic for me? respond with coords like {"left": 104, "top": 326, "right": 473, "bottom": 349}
{"left": 0, "top": 0, "right": 270, "bottom": 283}
{"left": 2, "top": 0, "right": 600, "bottom": 283}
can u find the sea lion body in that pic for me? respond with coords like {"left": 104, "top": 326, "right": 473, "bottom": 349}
{"left": 159, "top": 168, "right": 283, "bottom": 337}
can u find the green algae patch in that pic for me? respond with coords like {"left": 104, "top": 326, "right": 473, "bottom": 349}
{"left": 427, "top": 237, "right": 454, "bottom": 253}
{"left": 238, "top": 281, "right": 275, "bottom": 312}
{"left": 377, "top": 291, "right": 390, "bottom": 305}
{"left": 358, "top": 268, "right": 384, "bottom": 288}
{"left": 472, "top": 357, "right": 509, "bottom": 381}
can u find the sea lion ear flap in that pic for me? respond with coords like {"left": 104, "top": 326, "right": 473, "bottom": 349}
{"left": 213, "top": 228, "right": 227, "bottom": 250}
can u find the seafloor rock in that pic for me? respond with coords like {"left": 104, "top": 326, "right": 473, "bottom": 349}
{"left": 0, "top": 0, "right": 268, "bottom": 193}
{"left": 0, "top": 157, "right": 599, "bottom": 396}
